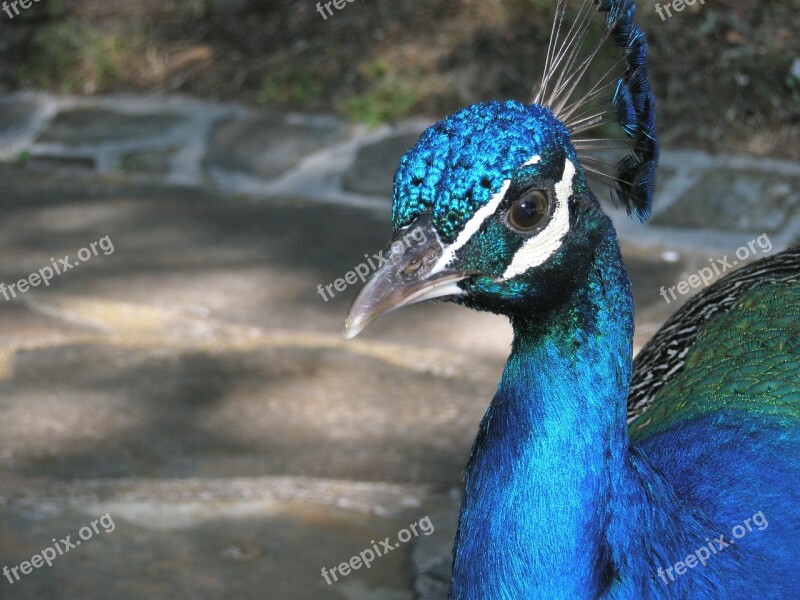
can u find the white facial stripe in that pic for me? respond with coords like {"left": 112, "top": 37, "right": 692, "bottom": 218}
{"left": 522, "top": 155, "right": 542, "bottom": 167}
{"left": 501, "top": 158, "right": 576, "bottom": 280}
{"left": 429, "top": 179, "right": 511, "bottom": 275}
{"left": 430, "top": 155, "right": 541, "bottom": 275}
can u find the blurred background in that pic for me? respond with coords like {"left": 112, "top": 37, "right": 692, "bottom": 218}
{"left": 1, "top": 0, "right": 798, "bottom": 155}
{"left": 0, "top": 1, "right": 797, "bottom": 599}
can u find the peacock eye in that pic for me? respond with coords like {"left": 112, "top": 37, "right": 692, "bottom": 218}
{"left": 507, "top": 189, "right": 550, "bottom": 233}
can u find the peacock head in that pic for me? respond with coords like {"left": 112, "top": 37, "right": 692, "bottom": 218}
{"left": 344, "top": 100, "right": 614, "bottom": 337}
{"left": 342, "top": 0, "right": 659, "bottom": 338}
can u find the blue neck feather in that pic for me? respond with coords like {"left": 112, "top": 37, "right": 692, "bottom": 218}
{"left": 449, "top": 223, "right": 738, "bottom": 599}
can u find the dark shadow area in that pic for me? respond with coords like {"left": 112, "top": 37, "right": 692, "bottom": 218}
{"left": 0, "top": 167, "right": 496, "bottom": 487}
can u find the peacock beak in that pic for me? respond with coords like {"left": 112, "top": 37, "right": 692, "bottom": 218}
{"left": 343, "top": 217, "right": 473, "bottom": 339}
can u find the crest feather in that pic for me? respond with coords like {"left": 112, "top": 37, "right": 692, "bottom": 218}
{"left": 533, "top": 0, "right": 659, "bottom": 221}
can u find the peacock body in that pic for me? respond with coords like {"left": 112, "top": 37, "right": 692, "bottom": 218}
{"left": 343, "top": 1, "right": 800, "bottom": 597}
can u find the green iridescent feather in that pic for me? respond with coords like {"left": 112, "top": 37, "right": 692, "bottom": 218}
{"left": 630, "top": 281, "right": 800, "bottom": 442}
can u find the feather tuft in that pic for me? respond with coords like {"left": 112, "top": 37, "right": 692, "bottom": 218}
{"left": 534, "top": 0, "right": 659, "bottom": 221}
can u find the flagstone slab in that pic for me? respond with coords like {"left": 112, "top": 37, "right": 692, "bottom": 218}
{"left": 342, "top": 131, "right": 425, "bottom": 198}
{"left": 37, "top": 108, "right": 186, "bottom": 147}
{"left": 651, "top": 168, "right": 800, "bottom": 233}
{"left": 203, "top": 114, "right": 348, "bottom": 180}
{"left": 0, "top": 478, "right": 441, "bottom": 600}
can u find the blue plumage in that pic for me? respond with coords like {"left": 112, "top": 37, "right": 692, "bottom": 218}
{"left": 599, "top": 0, "right": 659, "bottom": 220}
{"left": 613, "top": 80, "right": 637, "bottom": 138}
{"left": 344, "top": 1, "right": 800, "bottom": 598}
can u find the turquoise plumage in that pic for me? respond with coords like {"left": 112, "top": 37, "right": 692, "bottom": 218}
{"left": 343, "top": 1, "right": 800, "bottom": 597}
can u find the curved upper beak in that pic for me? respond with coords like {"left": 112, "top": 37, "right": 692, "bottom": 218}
{"left": 343, "top": 217, "right": 472, "bottom": 339}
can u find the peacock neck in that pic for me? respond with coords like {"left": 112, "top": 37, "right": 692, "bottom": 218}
{"left": 450, "top": 227, "right": 647, "bottom": 599}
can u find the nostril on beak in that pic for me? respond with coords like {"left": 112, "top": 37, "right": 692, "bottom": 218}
{"left": 401, "top": 258, "right": 423, "bottom": 276}
{"left": 399, "top": 246, "right": 440, "bottom": 278}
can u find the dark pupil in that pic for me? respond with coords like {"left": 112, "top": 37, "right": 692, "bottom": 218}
{"left": 510, "top": 191, "right": 548, "bottom": 230}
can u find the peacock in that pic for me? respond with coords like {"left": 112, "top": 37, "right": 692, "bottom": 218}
{"left": 342, "top": 0, "right": 800, "bottom": 597}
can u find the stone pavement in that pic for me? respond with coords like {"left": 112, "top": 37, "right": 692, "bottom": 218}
{"left": 0, "top": 92, "right": 797, "bottom": 599}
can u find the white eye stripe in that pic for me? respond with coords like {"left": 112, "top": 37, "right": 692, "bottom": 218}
{"left": 501, "top": 158, "right": 575, "bottom": 280}
{"left": 429, "top": 180, "right": 510, "bottom": 275}
{"left": 522, "top": 155, "right": 543, "bottom": 167}
{"left": 429, "top": 155, "right": 541, "bottom": 275}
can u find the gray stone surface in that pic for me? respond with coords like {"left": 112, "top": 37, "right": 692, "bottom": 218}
{"left": 38, "top": 108, "right": 186, "bottom": 147}
{"left": 203, "top": 114, "right": 347, "bottom": 181}
{"left": 0, "top": 171, "right": 497, "bottom": 487}
{"left": 343, "top": 131, "right": 424, "bottom": 198}
{"left": 652, "top": 168, "right": 800, "bottom": 232}
{"left": 25, "top": 154, "right": 97, "bottom": 172}
{"left": 0, "top": 482, "right": 434, "bottom": 600}
{"left": 0, "top": 97, "right": 41, "bottom": 138}
{"left": 119, "top": 149, "right": 177, "bottom": 176}
{"left": 412, "top": 498, "right": 459, "bottom": 600}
